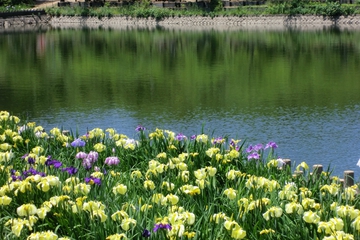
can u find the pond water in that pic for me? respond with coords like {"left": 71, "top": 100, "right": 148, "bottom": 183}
{"left": 1, "top": 26, "right": 360, "bottom": 177}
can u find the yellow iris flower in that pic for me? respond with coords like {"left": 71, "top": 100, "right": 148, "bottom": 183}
{"left": 224, "top": 188, "right": 237, "bottom": 200}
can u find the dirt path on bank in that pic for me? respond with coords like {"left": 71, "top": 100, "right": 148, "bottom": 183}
{"left": 32, "top": 1, "right": 57, "bottom": 9}
{"left": 32, "top": 0, "right": 77, "bottom": 9}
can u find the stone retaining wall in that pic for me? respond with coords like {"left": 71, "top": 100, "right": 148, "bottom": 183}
{"left": 2, "top": 15, "right": 360, "bottom": 30}
{"left": 49, "top": 15, "right": 360, "bottom": 30}
{"left": 0, "top": 15, "right": 51, "bottom": 29}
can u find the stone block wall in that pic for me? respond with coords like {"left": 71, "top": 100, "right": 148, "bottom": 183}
{"left": 0, "top": 10, "right": 50, "bottom": 29}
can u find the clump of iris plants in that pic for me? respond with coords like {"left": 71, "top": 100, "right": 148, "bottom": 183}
{"left": 0, "top": 110, "right": 359, "bottom": 240}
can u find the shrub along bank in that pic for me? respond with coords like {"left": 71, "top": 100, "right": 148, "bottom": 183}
{"left": 44, "top": 2, "right": 358, "bottom": 18}
{"left": 1, "top": 0, "right": 359, "bottom": 17}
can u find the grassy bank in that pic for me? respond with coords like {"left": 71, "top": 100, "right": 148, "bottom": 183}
{"left": 1, "top": 110, "right": 360, "bottom": 239}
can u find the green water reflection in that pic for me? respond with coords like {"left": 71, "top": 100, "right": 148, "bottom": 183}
{"left": 0, "top": 27, "right": 360, "bottom": 176}
{"left": 1, "top": 28, "right": 360, "bottom": 112}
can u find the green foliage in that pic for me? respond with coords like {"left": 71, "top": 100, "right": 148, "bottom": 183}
{"left": 42, "top": 1, "right": 358, "bottom": 18}
{"left": 266, "top": 0, "right": 308, "bottom": 15}
{"left": 0, "top": 4, "right": 15, "bottom": 10}
{"left": 312, "top": 1, "right": 355, "bottom": 16}
{"left": 45, "top": 6, "right": 62, "bottom": 16}
{"left": 0, "top": 0, "right": 33, "bottom": 7}
{"left": 138, "top": 0, "right": 151, "bottom": 8}
{"left": 266, "top": 0, "right": 355, "bottom": 16}
{"left": 132, "top": 6, "right": 173, "bottom": 19}
{"left": 45, "top": 4, "right": 182, "bottom": 19}
{"left": 209, "top": 0, "right": 223, "bottom": 11}
{"left": 2, "top": 0, "right": 360, "bottom": 17}
{"left": 45, "top": 4, "right": 270, "bottom": 18}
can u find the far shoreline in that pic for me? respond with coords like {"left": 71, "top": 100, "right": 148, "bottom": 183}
{"left": 2, "top": 14, "right": 360, "bottom": 31}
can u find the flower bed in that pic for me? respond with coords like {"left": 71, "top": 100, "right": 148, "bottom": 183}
{"left": 0, "top": 110, "right": 359, "bottom": 239}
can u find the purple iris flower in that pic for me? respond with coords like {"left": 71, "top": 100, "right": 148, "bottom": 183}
{"left": 45, "top": 159, "right": 62, "bottom": 168}
{"left": 22, "top": 168, "right": 34, "bottom": 176}
{"left": 87, "top": 151, "right": 99, "bottom": 162}
{"left": 21, "top": 153, "right": 29, "bottom": 159}
{"left": 76, "top": 151, "right": 88, "bottom": 159}
{"left": 45, "top": 156, "right": 58, "bottom": 166}
{"left": 247, "top": 152, "right": 260, "bottom": 160}
{"left": 265, "top": 141, "right": 278, "bottom": 149}
{"left": 135, "top": 125, "right": 146, "bottom": 132}
{"left": 71, "top": 138, "right": 86, "bottom": 147}
{"left": 230, "top": 140, "right": 241, "bottom": 151}
{"left": 62, "top": 166, "right": 78, "bottom": 175}
{"left": 105, "top": 156, "right": 120, "bottom": 166}
{"left": 190, "top": 135, "right": 196, "bottom": 140}
{"left": 246, "top": 144, "right": 263, "bottom": 153}
{"left": 212, "top": 137, "right": 223, "bottom": 144}
{"left": 45, "top": 160, "right": 54, "bottom": 166}
{"left": 175, "top": 133, "right": 187, "bottom": 141}
{"left": 153, "top": 223, "right": 172, "bottom": 232}
{"left": 27, "top": 157, "right": 35, "bottom": 165}
{"left": 82, "top": 158, "right": 93, "bottom": 170}
{"left": 253, "top": 144, "right": 263, "bottom": 151}
{"left": 45, "top": 159, "right": 52, "bottom": 166}
{"left": 10, "top": 169, "right": 23, "bottom": 181}
{"left": 23, "top": 167, "right": 46, "bottom": 177}
{"left": 79, "top": 151, "right": 99, "bottom": 170}
{"left": 11, "top": 175, "right": 23, "bottom": 181}
{"left": 230, "top": 139, "right": 239, "bottom": 149}
{"left": 246, "top": 145, "right": 253, "bottom": 153}
{"left": 53, "top": 161, "right": 62, "bottom": 168}
{"left": 85, "top": 176, "right": 101, "bottom": 185}
{"left": 142, "top": 229, "right": 151, "bottom": 237}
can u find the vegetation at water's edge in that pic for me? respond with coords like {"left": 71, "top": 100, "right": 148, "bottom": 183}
{"left": 1, "top": 109, "right": 360, "bottom": 239}
{"left": 1, "top": 0, "right": 360, "bottom": 17}
{"left": 45, "top": 2, "right": 359, "bottom": 18}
